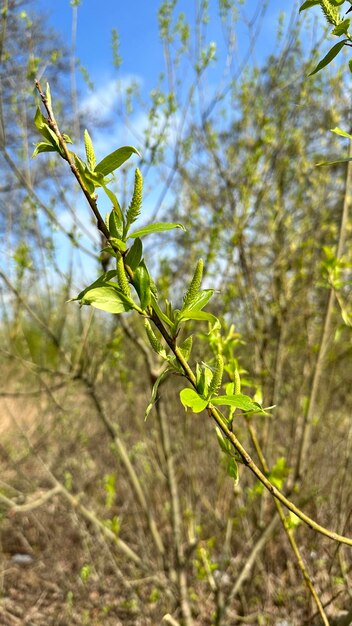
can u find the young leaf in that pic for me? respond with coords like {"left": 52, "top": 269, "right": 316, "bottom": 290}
{"left": 299, "top": 0, "right": 320, "bottom": 11}
{"left": 178, "top": 336, "right": 193, "bottom": 361}
{"left": 309, "top": 39, "right": 348, "bottom": 76}
{"left": 127, "top": 222, "right": 186, "bottom": 239}
{"left": 108, "top": 237, "right": 127, "bottom": 252}
{"left": 179, "top": 388, "right": 208, "bottom": 413}
{"left": 45, "top": 82, "right": 52, "bottom": 108}
{"left": 95, "top": 145, "right": 140, "bottom": 176}
{"left": 145, "top": 368, "right": 172, "bottom": 420}
{"left": 181, "top": 289, "right": 214, "bottom": 314}
{"left": 34, "top": 107, "right": 61, "bottom": 151}
{"left": 32, "top": 142, "right": 58, "bottom": 158}
{"left": 125, "top": 238, "right": 143, "bottom": 271}
{"left": 216, "top": 426, "right": 231, "bottom": 454}
{"left": 74, "top": 154, "right": 95, "bottom": 195}
{"left": 227, "top": 457, "right": 239, "bottom": 485}
{"left": 133, "top": 264, "right": 151, "bottom": 309}
{"left": 79, "top": 285, "right": 134, "bottom": 313}
{"left": 211, "top": 393, "right": 263, "bottom": 412}
{"left": 196, "top": 362, "right": 214, "bottom": 397}
{"left": 102, "top": 185, "right": 124, "bottom": 222}
{"left": 330, "top": 126, "right": 352, "bottom": 139}
{"left": 71, "top": 270, "right": 118, "bottom": 301}
{"left": 150, "top": 295, "right": 174, "bottom": 328}
{"left": 178, "top": 309, "right": 221, "bottom": 332}
{"left": 332, "top": 18, "right": 350, "bottom": 36}
{"left": 317, "top": 156, "right": 352, "bottom": 166}
{"left": 108, "top": 209, "right": 123, "bottom": 239}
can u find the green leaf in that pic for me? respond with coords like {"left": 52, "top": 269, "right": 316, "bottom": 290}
{"left": 34, "top": 107, "right": 61, "bottom": 150}
{"left": 309, "top": 39, "right": 348, "bottom": 76}
{"left": 227, "top": 458, "right": 239, "bottom": 485}
{"left": 211, "top": 394, "right": 262, "bottom": 412}
{"left": 32, "top": 142, "right": 58, "bottom": 158}
{"left": 128, "top": 222, "right": 186, "bottom": 239}
{"left": 74, "top": 154, "right": 95, "bottom": 195}
{"left": 62, "top": 133, "right": 73, "bottom": 144}
{"left": 102, "top": 185, "right": 123, "bottom": 222}
{"left": 216, "top": 426, "right": 231, "bottom": 454}
{"left": 178, "top": 309, "right": 221, "bottom": 331}
{"left": 332, "top": 18, "right": 350, "bottom": 36}
{"left": 133, "top": 264, "right": 151, "bottom": 309}
{"left": 330, "top": 126, "right": 352, "bottom": 139}
{"left": 299, "top": 0, "right": 320, "bottom": 10}
{"left": 179, "top": 388, "right": 208, "bottom": 413}
{"left": 151, "top": 295, "right": 173, "bottom": 328}
{"left": 79, "top": 285, "right": 134, "bottom": 313}
{"left": 95, "top": 145, "right": 140, "bottom": 176}
{"left": 109, "top": 237, "right": 127, "bottom": 252}
{"left": 178, "top": 336, "right": 193, "bottom": 361}
{"left": 108, "top": 209, "right": 123, "bottom": 239}
{"left": 145, "top": 368, "right": 171, "bottom": 420}
{"left": 125, "top": 238, "right": 143, "bottom": 271}
{"left": 286, "top": 511, "right": 301, "bottom": 530}
{"left": 317, "top": 156, "right": 352, "bottom": 166}
{"left": 34, "top": 106, "right": 47, "bottom": 132}
{"left": 70, "top": 270, "right": 118, "bottom": 301}
{"left": 195, "top": 362, "right": 214, "bottom": 397}
{"left": 180, "top": 289, "right": 214, "bottom": 314}
{"left": 45, "top": 82, "right": 52, "bottom": 108}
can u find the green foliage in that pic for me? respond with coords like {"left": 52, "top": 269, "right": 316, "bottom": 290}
{"left": 95, "top": 146, "right": 141, "bottom": 176}
{"left": 179, "top": 388, "right": 208, "bottom": 413}
{"left": 300, "top": 0, "right": 352, "bottom": 74}
{"left": 309, "top": 39, "right": 348, "bottom": 75}
{"left": 127, "top": 222, "right": 185, "bottom": 239}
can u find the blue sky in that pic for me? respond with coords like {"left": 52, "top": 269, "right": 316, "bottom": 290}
{"left": 34, "top": 1, "right": 292, "bottom": 104}
{"left": 28, "top": 1, "right": 320, "bottom": 282}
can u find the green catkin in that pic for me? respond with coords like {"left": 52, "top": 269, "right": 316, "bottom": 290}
{"left": 84, "top": 129, "right": 96, "bottom": 170}
{"left": 208, "top": 354, "right": 224, "bottom": 398}
{"left": 144, "top": 319, "right": 163, "bottom": 355}
{"left": 116, "top": 254, "right": 131, "bottom": 297}
{"left": 320, "top": 0, "right": 341, "bottom": 26}
{"left": 234, "top": 368, "right": 241, "bottom": 395}
{"left": 183, "top": 258, "right": 203, "bottom": 308}
{"left": 126, "top": 168, "right": 143, "bottom": 227}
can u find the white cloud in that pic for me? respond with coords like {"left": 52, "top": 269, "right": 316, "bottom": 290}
{"left": 79, "top": 74, "right": 142, "bottom": 124}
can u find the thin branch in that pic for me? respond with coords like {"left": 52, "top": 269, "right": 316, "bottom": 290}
{"left": 34, "top": 81, "right": 352, "bottom": 552}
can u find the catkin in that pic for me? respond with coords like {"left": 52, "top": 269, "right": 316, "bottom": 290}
{"left": 126, "top": 168, "right": 143, "bottom": 227}
{"left": 320, "top": 0, "right": 341, "bottom": 26}
{"left": 234, "top": 368, "right": 241, "bottom": 395}
{"left": 144, "top": 319, "right": 163, "bottom": 355}
{"left": 183, "top": 259, "right": 203, "bottom": 308}
{"left": 208, "top": 354, "right": 224, "bottom": 398}
{"left": 84, "top": 129, "right": 96, "bottom": 170}
{"left": 116, "top": 254, "right": 131, "bottom": 297}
